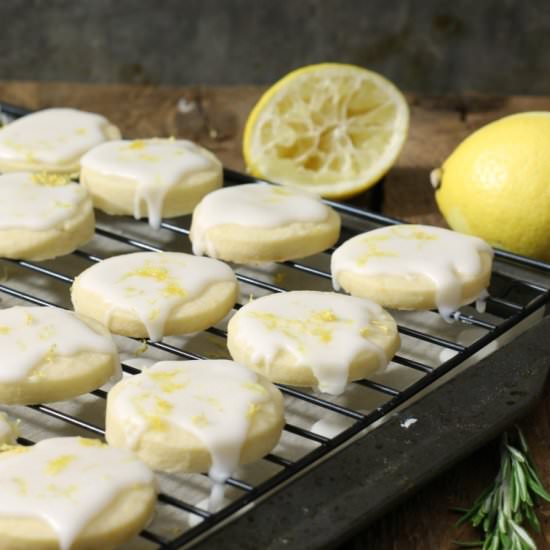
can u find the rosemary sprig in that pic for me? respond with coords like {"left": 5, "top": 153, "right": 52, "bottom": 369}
{"left": 454, "top": 426, "right": 550, "bottom": 550}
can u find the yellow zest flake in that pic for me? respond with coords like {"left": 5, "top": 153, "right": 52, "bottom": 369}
{"left": 138, "top": 153, "right": 160, "bottom": 162}
{"left": 409, "top": 229, "right": 437, "bottom": 241}
{"left": 360, "top": 327, "right": 371, "bottom": 338}
{"left": 78, "top": 437, "right": 105, "bottom": 448}
{"left": 357, "top": 243, "right": 398, "bottom": 266}
{"left": 246, "top": 403, "right": 261, "bottom": 419}
{"left": 163, "top": 282, "right": 187, "bottom": 298}
{"left": 127, "top": 140, "right": 146, "bottom": 150}
{"left": 370, "top": 319, "right": 390, "bottom": 334}
{"left": 45, "top": 344, "right": 58, "bottom": 363}
{"left": 311, "top": 309, "right": 337, "bottom": 322}
{"left": 248, "top": 294, "right": 255, "bottom": 303}
{"left": 124, "top": 286, "right": 143, "bottom": 297}
{"left": 148, "top": 370, "right": 186, "bottom": 393}
{"left": 148, "top": 307, "right": 160, "bottom": 322}
{"left": 0, "top": 325, "right": 11, "bottom": 335}
{"left": 125, "top": 266, "right": 169, "bottom": 282}
{"left": 249, "top": 310, "right": 342, "bottom": 343}
{"left": 24, "top": 312, "right": 34, "bottom": 325}
{"left": 242, "top": 381, "right": 268, "bottom": 395}
{"left": 11, "top": 476, "right": 27, "bottom": 495}
{"left": 191, "top": 413, "right": 209, "bottom": 427}
{"left": 46, "top": 454, "right": 76, "bottom": 475}
{"left": 54, "top": 200, "right": 73, "bottom": 209}
{"left": 154, "top": 397, "right": 173, "bottom": 415}
{"left": 75, "top": 127, "right": 87, "bottom": 135}
{"left": 31, "top": 172, "right": 71, "bottom": 186}
{"left": 147, "top": 414, "right": 168, "bottom": 431}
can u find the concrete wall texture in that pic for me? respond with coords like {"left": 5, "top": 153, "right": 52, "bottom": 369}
{"left": 1, "top": 0, "right": 550, "bottom": 94}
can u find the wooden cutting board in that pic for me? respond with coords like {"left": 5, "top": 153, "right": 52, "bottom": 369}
{"left": 1, "top": 80, "right": 550, "bottom": 549}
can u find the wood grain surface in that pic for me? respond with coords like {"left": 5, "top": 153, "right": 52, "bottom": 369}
{"left": 1, "top": 81, "right": 549, "bottom": 550}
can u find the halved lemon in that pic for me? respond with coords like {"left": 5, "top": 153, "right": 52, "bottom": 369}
{"left": 243, "top": 63, "right": 409, "bottom": 199}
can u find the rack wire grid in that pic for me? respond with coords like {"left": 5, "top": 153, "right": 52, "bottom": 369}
{"left": 1, "top": 100, "right": 550, "bottom": 550}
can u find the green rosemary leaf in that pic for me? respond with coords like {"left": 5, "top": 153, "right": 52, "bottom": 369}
{"left": 510, "top": 522, "right": 537, "bottom": 550}
{"left": 526, "top": 474, "right": 550, "bottom": 502}
{"left": 524, "top": 506, "right": 540, "bottom": 533}
{"left": 452, "top": 540, "right": 484, "bottom": 548}
{"left": 508, "top": 445, "right": 526, "bottom": 463}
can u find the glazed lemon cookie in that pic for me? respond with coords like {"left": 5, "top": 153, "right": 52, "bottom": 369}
{"left": 0, "top": 306, "right": 119, "bottom": 405}
{"left": 0, "top": 413, "right": 18, "bottom": 447}
{"left": 331, "top": 224, "right": 493, "bottom": 320}
{"left": 227, "top": 290, "right": 399, "bottom": 395}
{"left": 0, "top": 108, "right": 120, "bottom": 174}
{"left": 0, "top": 172, "right": 95, "bottom": 260}
{"left": 106, "top": 360, "right": 284, "bottom": 493}
{"left": 71, "top": 251, "right": 238, "bottom": 341}
{"left": 0, "top": 437, "right": 156, "bottom": 550}
{"left": 190, "top": 183, "right": 340, "bottom": 263}
{"left": 80, "top": 138, "right": 222, "bottom": 229}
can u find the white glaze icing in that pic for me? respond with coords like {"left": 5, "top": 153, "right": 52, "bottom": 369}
{"left": 73, "top": 252, "right": 237, "bottom": 341}
{"left": 0, "top": 172, "right": 90, "bottom": 231}
{"left": 0, "top": 306, "right": 118, "bottom": 383}
{"left": 232, "top": 290, "right": 393, "bottom": 395}
{"left": 0, "top": 108, "right": 113, "bottom": 166}
{"left": 80, "top": 139, "right": 221, "bottom": 229}
{"left": 190, "top": 183, "right": 331, "bottom": 257}
{"left": 0, "top": 437, "right": 155, "bottom": 550}
{"left": 331, "top": 225, "right": 493, "bottom": 320}
{"left": 0, "top": 412, "right": 17, "bottom": 445}
{"left": 107, "top": 359, "right": 272, "bottom": 510}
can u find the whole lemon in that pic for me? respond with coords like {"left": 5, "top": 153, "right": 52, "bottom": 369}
{"left": 433, "top": 112, "right": 550, "bottom": 262}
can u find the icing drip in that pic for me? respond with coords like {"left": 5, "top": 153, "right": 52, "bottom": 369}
{"left": 0, "top": 437, "right": 155, "bottom": 550}
{"left": 232, "top": 291, "right": 392, "bottom": 395}
{"left": 331, "top": 225, "right": 493, "bottom": 320}
{"left": 108, "top": 360, "right": 271, "bottom": 511}
{"left": 80, "top": 139, "right": 221, "bottom": 229}
{"left": 73, "top": 252, "right": 236, "bottom": 341}
{"left": 0, "top": 306, "right": 118, "bottom": 383}
{"left": 0, "top": 172, "right": 90, "bottom": 230}
{"left": 0, "top": 108, "right": 113, "bottom": 165}
{"left": 190, "top": 183, "right": 331, "bottom": 257}
{"left": 0, "top": 412, "right": 17, "bottom": 445}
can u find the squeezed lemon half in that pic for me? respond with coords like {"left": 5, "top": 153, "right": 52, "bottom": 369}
{"left": 243, "top": 63, "right": 409, "bottom": 199}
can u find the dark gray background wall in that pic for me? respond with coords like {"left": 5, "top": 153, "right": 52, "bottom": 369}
{"left": 2, "top": 0, "right": 550, "bottom": 94}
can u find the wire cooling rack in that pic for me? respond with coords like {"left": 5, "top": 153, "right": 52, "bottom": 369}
{"left": 0, "top": 101, "right": 550, "bottom": 549}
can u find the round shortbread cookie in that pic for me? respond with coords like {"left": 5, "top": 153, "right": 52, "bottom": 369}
{"left": 71, "top": 251, "right": 238, "bottom": 341}
{"left": 0, "top": 172, "right": 95, "bottom": 260}
{"left": 227, "top": 290, "right": 400, "bottom": 395}
{"left": 0, "top": 306, "right": 119, "bottom": 405}
{"left": 331, "top": 224, "right": 494, "bottom": 319}
{"left": 0, "top": 437, "right": 156, "bottom": 550}
{"left": 106, "top": 360, "right": 285, "bottom": 480}
{"left": 80, "top": 138, "right": 222, "bottom": 229}
{"left": 189, "top": 183, "right": 341, "bottom": 263}
{"left": 0, "top": 108, "right": 120, "bottom": 174}
{"left": 0, "top": 413, "right": 18, "bottom": 447}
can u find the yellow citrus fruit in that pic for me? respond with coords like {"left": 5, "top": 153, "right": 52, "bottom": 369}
{"left": 433, "top": 112, "right": 550, "bottom": 262}
{"left": 243, "top": 63, "right": 409, "bottom": 199}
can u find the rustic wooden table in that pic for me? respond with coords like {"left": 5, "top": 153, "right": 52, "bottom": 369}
{"left": 1, "top": 82, "right": 549, "bottom": 549}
